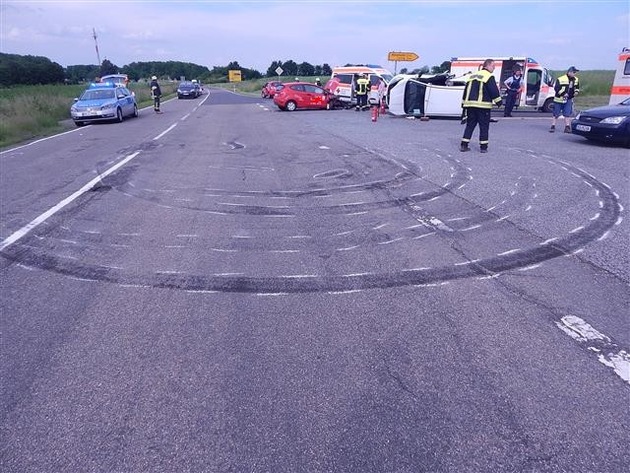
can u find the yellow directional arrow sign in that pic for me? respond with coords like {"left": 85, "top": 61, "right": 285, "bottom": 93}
{"left": 388, "top": 51, "right": 419, "bottom": 62}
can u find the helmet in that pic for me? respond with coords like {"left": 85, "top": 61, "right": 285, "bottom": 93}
{"left": 151, "top": 76, "right": 157, "bottom": 80}
{"left": 316, "top": 77, "right": 320, "bottom": 81}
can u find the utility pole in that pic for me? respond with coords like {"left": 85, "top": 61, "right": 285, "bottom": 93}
{"left": 92, "top": 28, "right": 101, "bottom": 66}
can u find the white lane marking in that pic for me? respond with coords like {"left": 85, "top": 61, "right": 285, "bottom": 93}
{"left": 0, "top": 151, "right": 142, "bottom": 252}
{"left": 556, "top": 315, "right": 630, "bottom": 384}
{"left": 540, "top": 237, "right": 559, "bottom": 245}
{"left": 153, "top": 123, "right": 177, "bottom": 140}
{"left": 569, "top": 226, "right": 584, "bottom": 234}
{"left": 181, "top": 113, "right": 191, "bottom": 121}
{"left": 0, "top": 127, "right": 86, "bottom": 155}
{"left": 318, "top": 146, "right": 330, "bottom": 149}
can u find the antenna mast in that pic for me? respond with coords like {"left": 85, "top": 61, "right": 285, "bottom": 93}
{"left": 92, "top": 28, "right": 101, "bottom": 66}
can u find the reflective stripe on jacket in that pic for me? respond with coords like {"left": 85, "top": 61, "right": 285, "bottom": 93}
{"left": 553, "top": 74, "right": 579, "bottom": 103}
{"left": 356, "top": 78, "right": 370, "bottom": 95}
{"left": 461, "top": 69, "right": 501, "bottom": 109}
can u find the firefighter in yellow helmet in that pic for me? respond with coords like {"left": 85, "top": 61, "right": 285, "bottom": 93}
{"left": 460, "top": 59, "right": 503, "bottom": 153}
{"left": 355, "top": 73, "right": 370, "bottom": 111}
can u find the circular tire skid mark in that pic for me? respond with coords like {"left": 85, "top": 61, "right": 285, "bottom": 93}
{"left": 1, "top": 155, "right": 620, "bottom": 294}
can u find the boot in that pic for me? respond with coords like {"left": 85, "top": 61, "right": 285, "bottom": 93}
{"left": 549, "top": 125, "right": 555, "bottom": 133}
{"left": 460, "top": 142, "right": 470, "bottom": 152}
{"left": 564, "top": 126, "right": 571, "bottom": 133}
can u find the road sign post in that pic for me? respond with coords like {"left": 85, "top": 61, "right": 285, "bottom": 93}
{"left": 388, "top": 51, "right": 419, "bottom": 74}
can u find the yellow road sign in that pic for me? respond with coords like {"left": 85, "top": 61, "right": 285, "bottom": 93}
{"left": 228, "top": 70, "right": 242, "bottom": 82}
{"left": 388, "top": 51, "right": 419, "bottom": 62}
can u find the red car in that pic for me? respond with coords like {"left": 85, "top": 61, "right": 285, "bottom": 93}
{"left": 261, "top": 81, "right": 283, "bottom": 98}
{"left": 273, "top": 82, "right": 332, "bottom": 111}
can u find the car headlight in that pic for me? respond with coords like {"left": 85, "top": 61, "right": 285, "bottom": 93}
{"left": 574, "top": 113, "right": 581, "bottom": 120}
{"left": 177, "top": 89, "right": 182, "bottom": 93}
{"left": 101, "top": 102, "right": 116, "bottom": 110}
{"left": 600, "top": 116, "right": 626, "bottom": 125}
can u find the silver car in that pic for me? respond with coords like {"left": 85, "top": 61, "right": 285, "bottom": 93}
{"left": 70, "top": 83, "right": 139, "bottom": 127}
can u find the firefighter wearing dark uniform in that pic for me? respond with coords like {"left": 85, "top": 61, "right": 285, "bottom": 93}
{"left": 460, "top": 59, "right": 502, "bottom": 153}
{"left": 355, "top": 74, "right": 370, "bottom": 111}
{"left": 150, "top": 75, "right": 162, "bottom": 113}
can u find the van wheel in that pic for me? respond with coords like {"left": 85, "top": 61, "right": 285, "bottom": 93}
{"left": 541, "top": 98, "right": 553, "bottom": 113}
{"left": 74, "top": 121, "right": 85, "bottom": 127}
{"left": 286, "top": 101, "right": 297, "bottom": 111}
{"left": 133, "top": 104, "right": 139, "bottom": 118}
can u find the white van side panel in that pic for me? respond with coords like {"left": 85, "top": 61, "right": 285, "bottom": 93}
{"left": 610, "top": 48, "right": 630, "bottom": 105}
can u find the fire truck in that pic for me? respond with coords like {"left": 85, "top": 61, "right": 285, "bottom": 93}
{"left": 610, "top": 47, "right": 630, "bottom": 105}
{"left": 449, "top": 57, "right": 556, "bottom": 112}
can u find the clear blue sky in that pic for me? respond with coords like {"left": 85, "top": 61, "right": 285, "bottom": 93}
{"left": 1, "top": 0, "right": 628, "bottom": 73}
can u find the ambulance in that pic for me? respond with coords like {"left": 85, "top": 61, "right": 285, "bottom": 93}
{"left": 325, "top": 65, "right": 394, "bottom": 106}
{"left": 449, "top": 57, "right": 556, "bottom": 112}
{"left": 610, "top": 47, "right": 630, "bottom": 105}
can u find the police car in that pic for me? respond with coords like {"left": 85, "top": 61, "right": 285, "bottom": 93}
{"left": 70, "top": 82, "right": 139, "bottom": 127}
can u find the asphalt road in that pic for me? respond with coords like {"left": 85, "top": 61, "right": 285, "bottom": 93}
{"left": 1, "top": 88, "right": 629, "bottom": 472}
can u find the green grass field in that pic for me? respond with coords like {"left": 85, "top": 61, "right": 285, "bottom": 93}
{"left": 0, "top": 71, "right": 616, "bottom": 149}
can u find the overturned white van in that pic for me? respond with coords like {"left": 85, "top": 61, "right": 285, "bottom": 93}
{"left": 386, "top": 73, "right": 465, "bottom": 118}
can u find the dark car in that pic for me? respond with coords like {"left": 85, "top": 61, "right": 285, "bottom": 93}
{"left": 261, "top": 81, "right": 283, "bottom": 98}
{"left": 273, "top": 82, "right": 332, "bottom": 111}
{"left": 70, "top": 82, "right": 138, "bottom": 127}
{"left": 177, "top": 82, "right": 199, "bottom": 99}
{"left": 571, "top": 98, "right": 630, "bottom": 146}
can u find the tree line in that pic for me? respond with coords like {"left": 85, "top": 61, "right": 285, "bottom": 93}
{"left": 0, "top": 52, "right": 450, "bottom": 87}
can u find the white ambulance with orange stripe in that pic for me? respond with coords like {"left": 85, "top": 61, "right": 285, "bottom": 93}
{"left": 325, "top": 65, "right": 394, "bottom": 106}
{"left": 449, "top": 56, "right": 556, "bottom": 112}
{"left": 610, "top": 48, "right": 630, "bottom": 105}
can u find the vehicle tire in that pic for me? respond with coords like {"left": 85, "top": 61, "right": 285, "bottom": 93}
{"left": 541, "top": 98, "right": 554, "bottom": 113}
{"left": 286, "top": 101, "right": 297, "bottom": 111}
{"left": 133, "top": 104, "right": 139, "bottom": 118}
{"left": 116, "top": 107, "right": 123, "bottom": 122}
{"left": 74, "top": 121, "right": 85, "bottom": 127}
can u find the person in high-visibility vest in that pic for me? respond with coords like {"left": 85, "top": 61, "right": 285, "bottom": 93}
{"left": 149, "top": 75, "right": 162, "bottom": 114}
{"left": 460, "top": 59, "right": 503, "bottom": 153}
{"left": 550, "top": 66, "right": 580, "bottom": 133}
{"left": 355, "top": 74, "right": 370, "bottom": 111}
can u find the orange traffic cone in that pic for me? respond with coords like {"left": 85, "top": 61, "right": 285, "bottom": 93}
{"left": 371, "top": 105, "right": 378, "bottom": 122}
{"left": 380, "top": 100, "right": 386, "bottom": 115}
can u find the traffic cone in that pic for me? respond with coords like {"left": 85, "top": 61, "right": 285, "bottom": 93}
{"left": 371, "top": 105, "right": 378, "bottom": 122}
{"left": 380, "top": 100, "right": 386, "bottom": 115}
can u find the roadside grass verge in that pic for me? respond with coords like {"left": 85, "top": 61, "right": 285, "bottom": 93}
{"left": 0, "top": 82, "right": 177, "bottom": 149}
